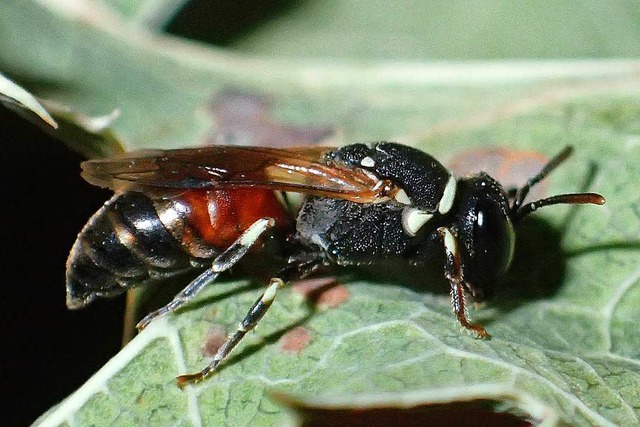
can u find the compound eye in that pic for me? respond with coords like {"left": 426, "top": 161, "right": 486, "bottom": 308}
{"left": 471, "top": 199, "right": 515, "bottom": 285}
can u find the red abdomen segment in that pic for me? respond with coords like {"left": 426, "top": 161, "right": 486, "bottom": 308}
{"left": 66, "top": 188, "right": 292, "bottom": 309}
{"left": 170, "top": 188, "right": 291, "bottom": 255}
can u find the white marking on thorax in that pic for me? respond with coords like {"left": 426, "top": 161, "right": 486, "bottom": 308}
{"left": 438, "top": 174, "right": 457, "bottom": 214}
{"left": 402, "top": 207, "right": 434, "bottom": 236}
{"left": 360, "top": 156, "right": 375, "bottom": 167}
{"left": 393, "top": 188, "right": 411, "bottom": 205}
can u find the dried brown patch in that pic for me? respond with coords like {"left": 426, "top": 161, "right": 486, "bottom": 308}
{"left": 292, "top": 277, "right": 350, "bottom": 308}
{"left": 279, "top": 326, "right": 312, "bottom": 353}
{"left": 202, "top": 324, "right": 227, "bottom": 357}
{"left": 205, "top": 90, "right": 335, "bottom": 148}
{"left": 449, "top": 148, "right": 549, "bottom": 200}
{"left": 271, "top": 392, "right": 533, "bottom": 427}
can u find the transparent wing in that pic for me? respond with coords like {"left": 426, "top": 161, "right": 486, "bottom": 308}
{"left": 81, "top": 145, "right": 388, "bottom": 203}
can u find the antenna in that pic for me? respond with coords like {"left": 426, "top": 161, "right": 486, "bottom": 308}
{"left": 511, "top": 146, "right": 605, "bottom": 221}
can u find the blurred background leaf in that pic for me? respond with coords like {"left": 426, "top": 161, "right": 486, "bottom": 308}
{"left": 97, "top": 0, "right": 190, "bottom": 29}
{"left": 0, "top": 72, "right": 57, "bottom": 128}
{"left": 230, "top": 0, "right": 640, "bottom": 59}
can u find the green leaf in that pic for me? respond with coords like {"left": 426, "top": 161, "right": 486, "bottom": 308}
{"left": 97, "top": 0, "right": 189, "bottom": 29}
{"left": 36, "top": 78, "right": 640, "bottom": 425}
{"left": 232, "top": 1, "right": 640, "bottom": 59}
{"left": 5, "top": 1, "right": 639, "bottom": 426}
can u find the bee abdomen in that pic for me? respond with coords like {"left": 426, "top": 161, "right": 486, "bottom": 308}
{"left": 66, "top": 192, "right": 193, "bottom": 309}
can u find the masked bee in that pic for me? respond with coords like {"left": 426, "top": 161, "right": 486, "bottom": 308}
{"left": 66, "top": 143, "right": 605, "bottom": 387}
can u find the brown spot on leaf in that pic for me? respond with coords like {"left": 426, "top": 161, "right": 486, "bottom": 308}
{"left": 279, "top": 326, "right": 312, "bottom": 353}
{"left": 206, "top": 90, "right": 335, "bottom": 148}
{"left": 449, "top": 148, "right": 549, "bottom": 200}
{"left": 202, "top": 324, "right": 227, "bottom": 357}
{"left": 292, "top": 277, "right": 350, "bottom": 308}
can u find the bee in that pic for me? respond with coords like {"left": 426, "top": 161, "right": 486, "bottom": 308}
{"left": 66, "top": 142, "right": 605, "bottom": 387}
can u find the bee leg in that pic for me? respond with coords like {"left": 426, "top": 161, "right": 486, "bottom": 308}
{"left": 437, "top": 226, "right": 490, "bottom": 339}
{"left": 176, "top": 258, "right": 321, "bottom": 388}
{"left": 136, "top": 218, "right": 276, "bottom": 331}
